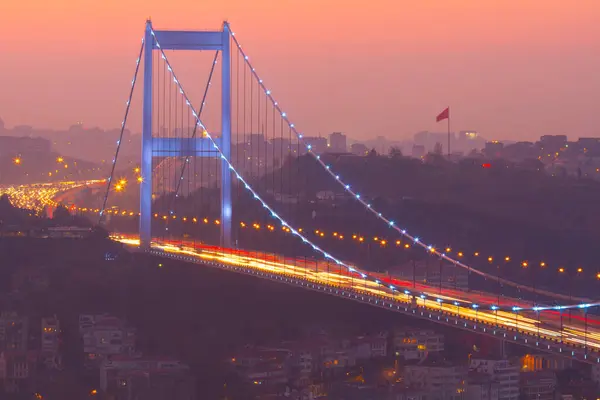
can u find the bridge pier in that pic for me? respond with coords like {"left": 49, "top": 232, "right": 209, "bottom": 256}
{"left": 140, "top": 20, "right": 154, "bottom": 249}
{"left": 139, "top": 20, "right": 233, "bottom": 249}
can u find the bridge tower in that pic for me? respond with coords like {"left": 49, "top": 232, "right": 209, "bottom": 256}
{"left": 140, "top": 20, "right": 232, "bottom": 249}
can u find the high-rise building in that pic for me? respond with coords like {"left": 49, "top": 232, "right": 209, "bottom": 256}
{"left": 328, "top": 132, "right": 347, "bottom": 153}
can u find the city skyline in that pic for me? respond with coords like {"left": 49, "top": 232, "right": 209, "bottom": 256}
{"left": 1, "top": 0, "right": 599, "bottom": 142}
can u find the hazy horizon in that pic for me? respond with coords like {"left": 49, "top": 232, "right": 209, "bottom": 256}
{"left": 1, "top": 0, "right": 599, "bottom": 142}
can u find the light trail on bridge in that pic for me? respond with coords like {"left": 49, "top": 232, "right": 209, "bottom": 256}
{"left": 111, "top": 234, "right": 600, "bottom": 360}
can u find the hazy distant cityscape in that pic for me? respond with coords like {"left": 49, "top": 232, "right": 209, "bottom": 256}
{"left": 2, "top": 116, "right": 599, "bottom": 186}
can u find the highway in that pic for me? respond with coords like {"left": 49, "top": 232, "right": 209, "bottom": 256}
{"left": 5, "top": 180, "right": 600, "bottom": 363}
{"left": 112, "top": 234, "right": 600, "bottom": 362}
{"left": 0, "top": 180, "right": 105, "bottom": 213}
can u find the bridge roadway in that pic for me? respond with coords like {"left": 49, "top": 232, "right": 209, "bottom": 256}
{"left": 112, "top": 234, "right": 600, "bottom": 365}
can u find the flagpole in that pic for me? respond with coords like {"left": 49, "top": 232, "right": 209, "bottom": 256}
{"left": 447, "top": 106, "right": 450, "bottom": 157}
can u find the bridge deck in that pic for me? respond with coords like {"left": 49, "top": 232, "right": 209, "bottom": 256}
{"left": 112, "top": 234, "right": 600, "bottom": 365}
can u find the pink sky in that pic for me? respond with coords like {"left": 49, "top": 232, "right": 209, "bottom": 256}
{"left": 1, "top": 0, "right": 599, "bottom": 141}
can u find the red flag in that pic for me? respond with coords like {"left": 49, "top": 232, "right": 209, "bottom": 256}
{"left": 436, "top": 107, "right": 449, "bottom": 122}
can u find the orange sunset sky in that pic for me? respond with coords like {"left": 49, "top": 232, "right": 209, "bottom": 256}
{"left": 1, "top": 0, "right": 599, "bottom": 141}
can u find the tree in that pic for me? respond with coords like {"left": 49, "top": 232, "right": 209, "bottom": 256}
{"left": 368, "top": 148, "right": 378, "bottom": 158}
{"left": 389, "top": 146, "right": 403, "bottom": 158}
{"left": 433, "top": 142, "right": 443, "bottom": 155}
{"left": 0, "top": 194, "right": 12, "bottom": 210}
{"left": 53, "top": 205, "right": 71, "bottom": 224}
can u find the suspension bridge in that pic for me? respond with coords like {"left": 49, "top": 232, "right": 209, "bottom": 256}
{"left": 7, "top": 20, "right": 600, "bottom": 365}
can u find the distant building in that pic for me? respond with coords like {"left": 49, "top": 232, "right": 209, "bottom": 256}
{"left": 577, "top": 137, "right": 600, "bottom": 148}
{"left": 393, "top": 329, "right": 444, "bottom": 361}
{"left": 351, "top": 333, "right": 388, "bottom": 360}
{"left": 576, "top": 137, "right": 600, "bottom": 157}
{"left": 484, "top": 141, "right": 504, "bottom": 158}
{"left": 350, "top": 143, "right": 368, "bottom": 156}
{"left": 403, "top": 358, "right": 467, "bottom": 395}
{"left": 0, "top": 312, "right": 28, "bottom": 352}
{"left": 467, "top": 372, "right": 499, "bottom": 400}
{"left": 455, "top": 130, "right": 487, "bottom": 154}
{"left": 414, "top": 131, "right": 456, "bottom": 153}
{"left": 79, "top": 314, "right": 136, "bottom": 365}
{"left": 303, "top": 136, "right": 328, "bottom": 155}
{"left": 41, "top": 316, "right": 61, "bottom": 369}
{"left": 100, "top": 356, "right": 194, "bottom": 399}
{"left": 247, "top": 133, "right": 266, "bottom": 148}
{"left": 412, "top": 144, "right": 426, "bottom": 158}
{"left": 591, "top": 364, "right": 600, "bottom": 385}
{"left": 502, "top": 141, "right": 537, "bottom": 161}
{"left": 0, "top": 136, "right": 51, "bottom": 158}
{"left": 271, "top": 137, "right": 293, "bottom": 159}
{"left": 0, "top": 350, "right": 38, "bottom": 394}
{"left": 470, "top": 358, "right": 520, "bottom": 400}
{"left": 519, "top": 371, "right": 556, "bottom": 400}
{"left": 328, "top": 132, "right": 347, "bottom": 153}
{"left": 330, "top": 383, "right": 433, "bottom": 399}
{"left": 459, "top": 130, "right": 479, "bottom": 140}
{"left": 539, "top": 135, "right": 567, "bottom": 152}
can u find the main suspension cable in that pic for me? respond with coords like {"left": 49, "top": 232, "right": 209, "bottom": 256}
{"left": 99, "top": 39, "right": 144, "bottom": 224}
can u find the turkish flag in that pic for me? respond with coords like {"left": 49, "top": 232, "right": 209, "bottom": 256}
{"left": 436, "top": 107, "right": 449, "bottom": 122}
